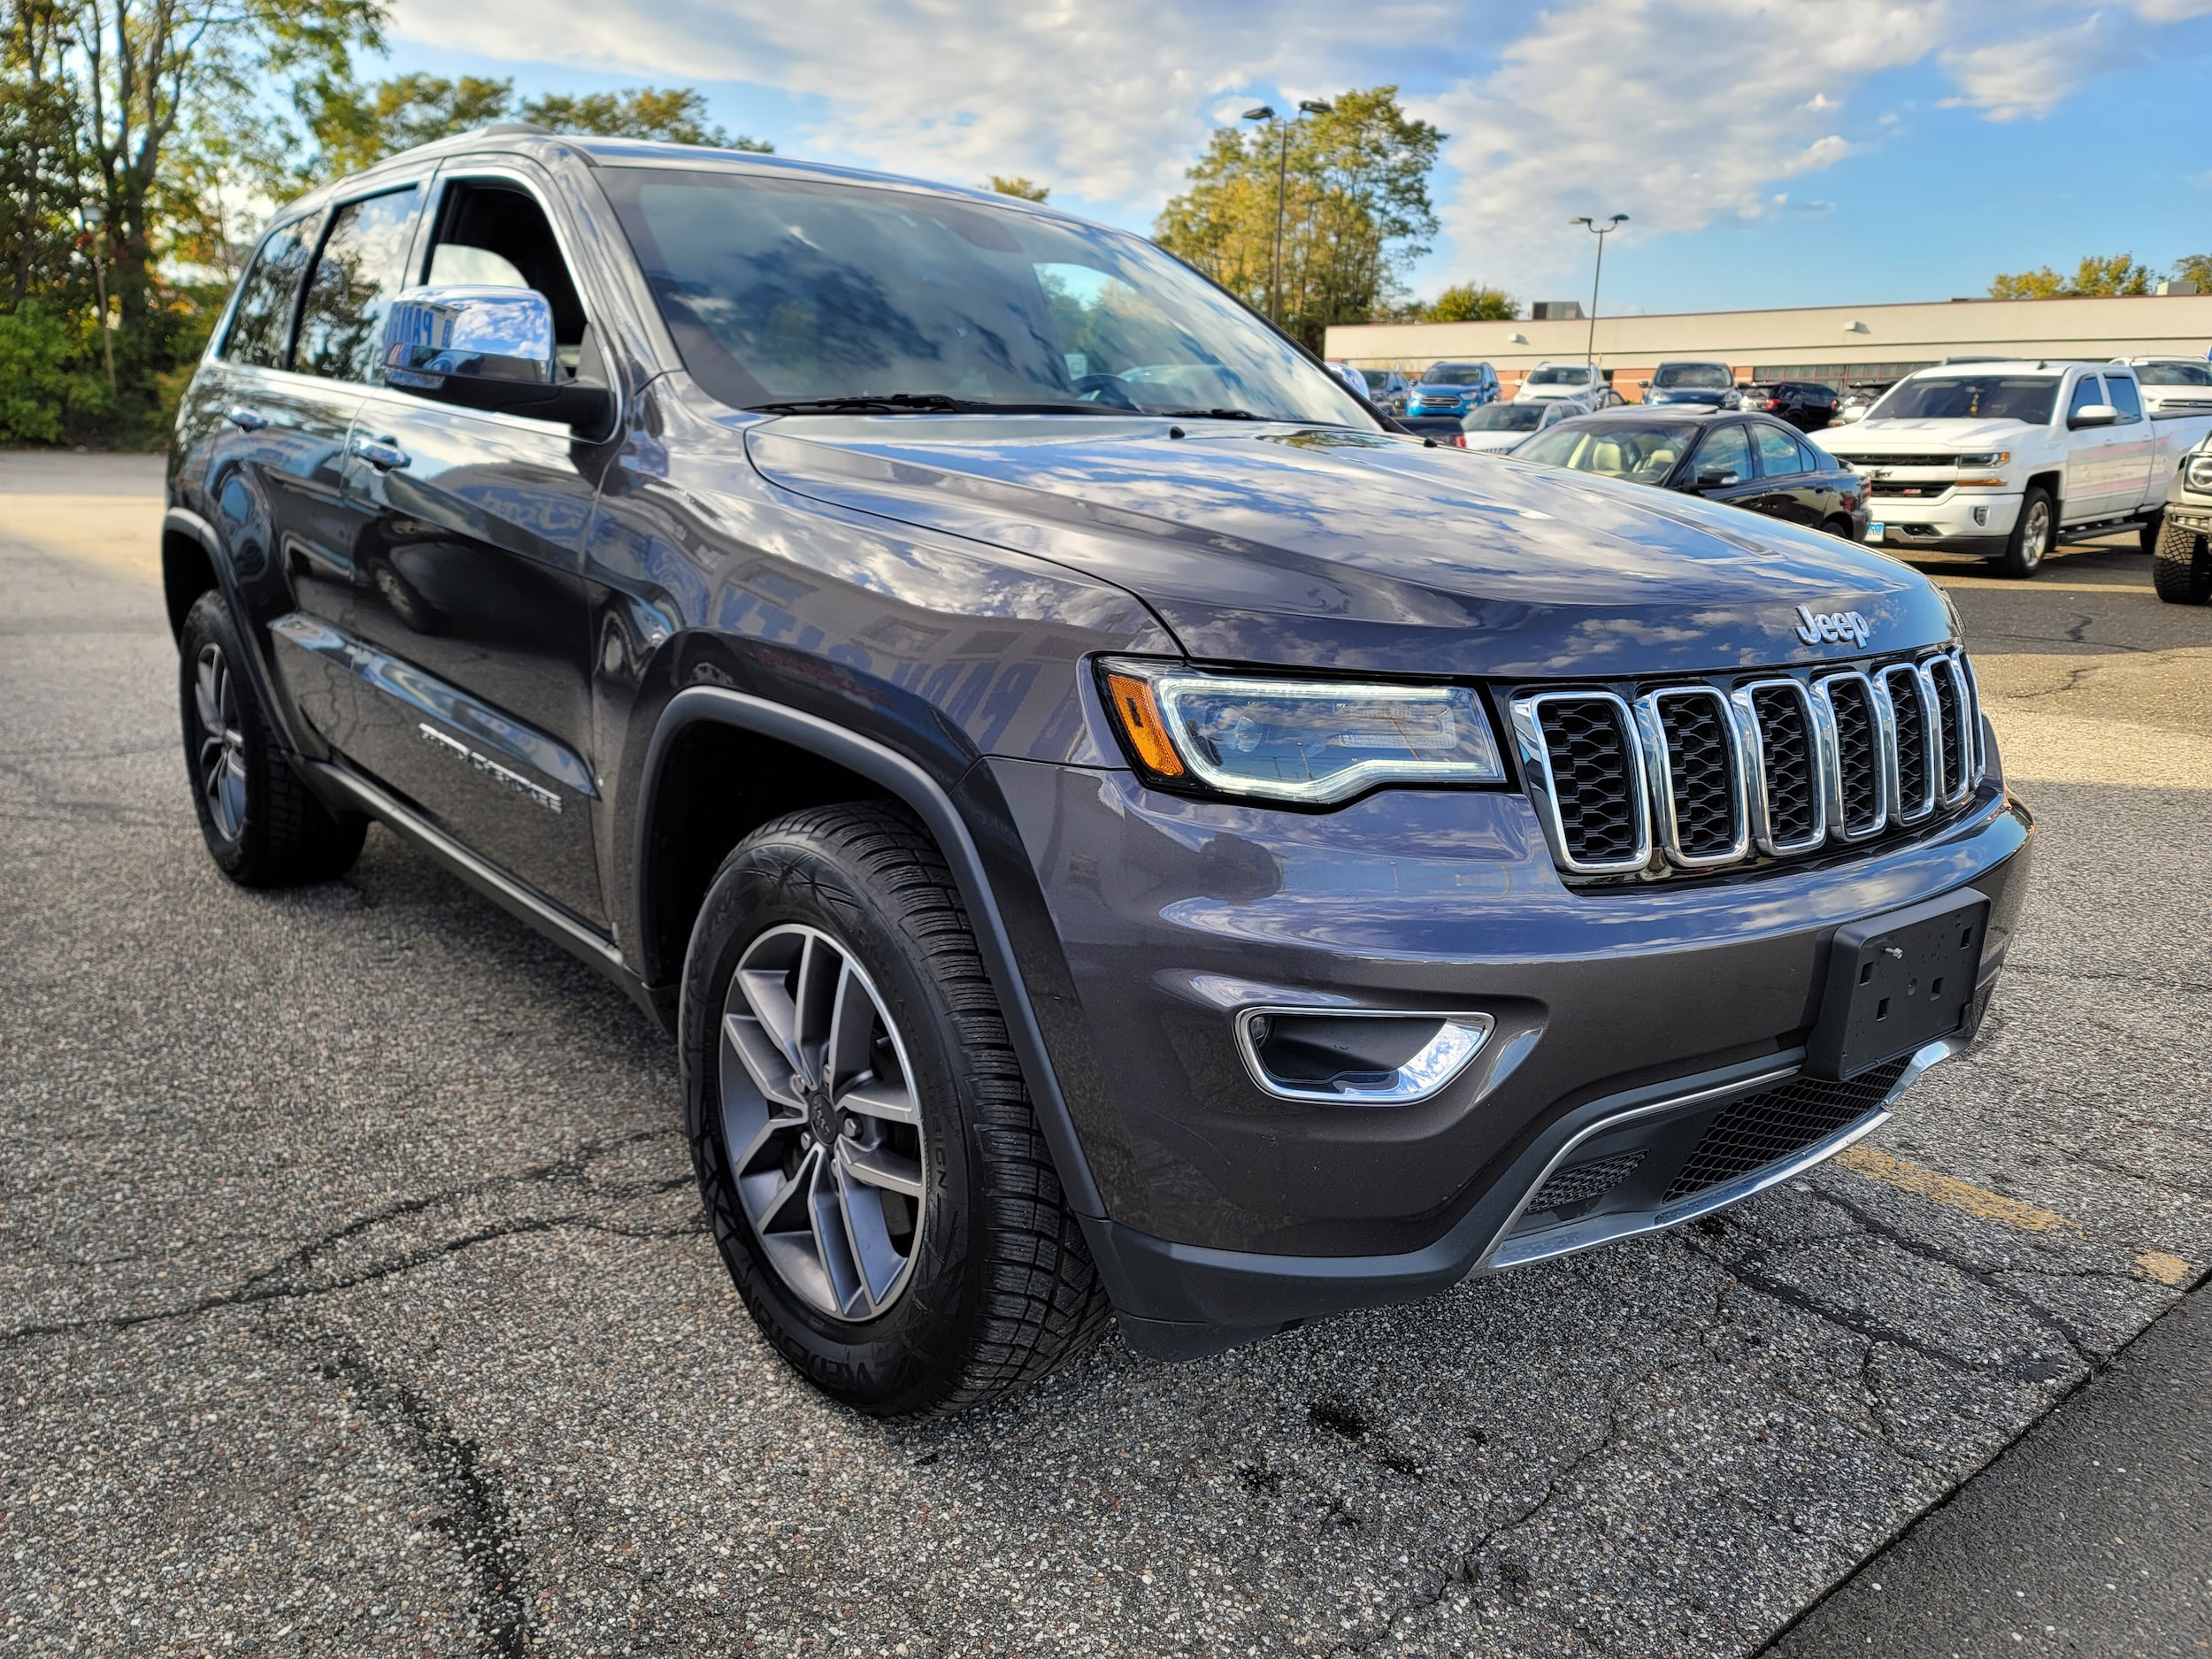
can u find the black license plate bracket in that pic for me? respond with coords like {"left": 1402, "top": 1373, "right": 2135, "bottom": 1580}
{"left": 1806, "top": 890, "right": 1988, "bottom": 1081}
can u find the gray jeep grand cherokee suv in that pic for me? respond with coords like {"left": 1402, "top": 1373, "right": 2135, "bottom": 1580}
{"left": 163, "top": 127, "right": 2032, "bottom": 1416}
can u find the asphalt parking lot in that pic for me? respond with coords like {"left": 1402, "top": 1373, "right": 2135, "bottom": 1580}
{"left": 4, "top": 450, "right": 2208, "bottom": 1657}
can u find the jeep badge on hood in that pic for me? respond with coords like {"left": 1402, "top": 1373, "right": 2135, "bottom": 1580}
{"left": 1796, "top": 603, "right": 1873, "bottom": 648}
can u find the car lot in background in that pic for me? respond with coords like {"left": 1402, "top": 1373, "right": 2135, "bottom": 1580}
{"left": 1834, "top": 379, "right": 1898, "bottom": 425}
{"left": 1451, "top": 399, "right": 1574, "bottom": 451}
{"left": 1402, "top": 358, "right": 1499, "bottom": 419}
{"left": 1513, "top": 359, "right": 1608, "bottom": 411}
{"left": 2118, "top": 356, "right": 2212, "bottom": 419}
{"left": 1358, "top": 365, "right": 1412, "bottom": 413}
{"left": 1640, "top": 358, "right": 1737, "bottom": 409}
{"left": 1510, "top": 407, "right": 1869, "bottom": 539}
{"left": 1737, "top": 379, "right": 1842, "bottom": 431}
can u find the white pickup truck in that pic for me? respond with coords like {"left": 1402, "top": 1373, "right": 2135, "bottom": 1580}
{"left": 1823, "top": 359, "right": 2212, "bottom": 577}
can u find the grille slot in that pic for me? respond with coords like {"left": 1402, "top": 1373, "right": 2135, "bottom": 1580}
{"left": 1878, "top": 664, "right": 1937, "bottom": 823}
{"left": 1530, "top": 1150, "right": 1647, "bottom": 1211}
{"left": 1740, "top": 680, "right": 1824, "bottom": 854}
{"left": 1637, "top": 688, "right": 1746, "bottom": 867}
{"left": 1926, "top": 655, "right": 1974, "bottom": 804}
{"left": 1663, "top": 1058, "right": 1912, "bottom": 1201}
{"left": 1817, "top": 673, "right": 1889, "bottom": 841}
{"left": 1514, "top": 692, "right": 1650, "bottom": 874}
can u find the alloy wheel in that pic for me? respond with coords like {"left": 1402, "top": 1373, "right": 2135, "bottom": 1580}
{"left": 193, "top": 641, "right": 249, "bottom": 841}
{"left": 718, "top": 924, "right": 927, "bottom": 1322}
{"left": 2021, "top": 499, "right": 2050, "bottom": 569}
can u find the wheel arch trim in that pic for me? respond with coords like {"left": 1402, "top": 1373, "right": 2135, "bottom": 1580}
{"left": 635, "top": 685, "right": 1107, "bottom": 1219}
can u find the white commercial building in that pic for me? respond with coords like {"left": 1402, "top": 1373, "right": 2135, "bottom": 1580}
{"left": 1325, "top": 291, "right": 2212, "bottom": 399}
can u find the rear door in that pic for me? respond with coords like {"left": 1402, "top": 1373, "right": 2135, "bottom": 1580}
{"left": 337, "top": 165, "right": 611, "bottom": 925}
{"left": 173, "top": 206, "right": 379, "bottom": 755}
{"left": 1747, "top": 419, "right": 1820, "bottom": 526}
{"left": 2099, "top": 372, "right": 2155, "bottom": 511}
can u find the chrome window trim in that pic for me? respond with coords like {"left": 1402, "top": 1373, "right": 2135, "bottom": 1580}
{"left": 1877, "top": 662, "right": 1939, "bottom": 824}
{"left": 1927, "top": 652, "right": 1977, "bottom": 807}
{"left": 1632, "top": 686, "right": 1749, "bottom": 869}
{"left": 1508, "top": 690, "right": 1653, "bottom": 876}
{"left": 1813, "top": 671, "right": 1891, "bottom": 842}
{"left": 1730, "top": 677, "right": 1828, "bottom": 856}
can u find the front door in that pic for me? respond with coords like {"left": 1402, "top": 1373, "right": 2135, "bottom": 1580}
{"left": 1679, "top": 421, "right": 1763, "bottom": 513}
{"left": 338, "top": 169, "right": 610, "bottom": 926}
{"left": 2063, "top": 373, "right": 2124, "bottom": 521}
{"left": 2099, "top": 373, "right": 2154, "bottom": 515}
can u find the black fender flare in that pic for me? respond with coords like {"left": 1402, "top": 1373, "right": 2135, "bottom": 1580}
{"left": 634, "top": 685, "right": 1106, "bottom": 1218}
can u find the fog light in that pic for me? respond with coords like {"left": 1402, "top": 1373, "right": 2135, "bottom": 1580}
{"left": 1971, "top": 505, "right": 1988, "bottom": 526}
{"left": 1236, "top": 1008, "right": 1494, "bottom": 1104}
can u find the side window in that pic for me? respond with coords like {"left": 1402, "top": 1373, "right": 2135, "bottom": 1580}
{"left": 2067, "top": 374, "right": 2107, "bottom": 421}
{"left": 2104, "top": 375, "right": 2144, "bottom": 422}
{"left": 1751, "top": 422, "right": 1803, "bottom": 477}
{"left": 296, "top": 187, "right": 423, "bottom": 383}
{"left": 1794, "top": 434, "right": 1827, "bottom": 473}
{"left": 223, "top": 219, "right": 312, "bottom": 369}
{"left": 1694, "top": 422, "right": 1753, "bottom": 480}
{"left": 425, "top": 181, "right": 591, "bottom": 375}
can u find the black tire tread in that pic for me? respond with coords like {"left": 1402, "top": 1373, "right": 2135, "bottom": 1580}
{"left": 2151, "top": 518, "right": 2212, "bottom": 605}
{"left": 1992, "top": 485, "right": 2053, "bottom": 580}
{"left": 699, "top": 802, "right": 1108, "bottom": 1415}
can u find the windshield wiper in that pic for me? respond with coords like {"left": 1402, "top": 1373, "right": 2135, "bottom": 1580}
{"left": 1156, "top": 406, "right": 1268, "bottom": 420}
{"left": 750, "top": 394, "right": 1136, "bottom": 417}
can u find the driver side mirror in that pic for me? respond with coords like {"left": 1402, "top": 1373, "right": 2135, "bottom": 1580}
{"left": 380, "top": 286, "right": 616, "bottom": 441}
{"left": 2069, "top": 403, "right": 2119, "bottom": 429}
{"left": 1695, "top": 469, "right": 1741, "bottom": 490}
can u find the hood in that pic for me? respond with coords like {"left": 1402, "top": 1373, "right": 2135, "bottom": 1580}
{"left": 1516, "top": 386, "right": 1589, "bottom": 403}
{"left": 1647, "top": 388, "right": 1730, "bottom": 407}
{"left": 1455, "top": 431, "right": 1530, "bottom": 453}
{"left": 1833, "top": 418, "right": 2039, "bottom": 452}
{"left": 745, "top": 415, "right": 1954, "bottom": 677}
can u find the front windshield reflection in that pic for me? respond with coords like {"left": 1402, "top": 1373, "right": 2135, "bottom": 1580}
{"left": 599, "top": 167, "right": 1372, "bottom": 427}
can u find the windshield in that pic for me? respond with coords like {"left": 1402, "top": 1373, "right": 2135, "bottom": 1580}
{"left": 2135, "top": 361, "right": 2209, "bottom": 386}
{"left": 1360, "top": 368, "right": 1396, "bottom": 393}
{"left": 1419, "top": 362, "right": 1486, "bottom": 385}
{"left": 1871, "top": 374, "right": 2059, "bottom": 423}
{"left": 599, "top": 168, "right": 1371, "bottom": 425}
{"left": 1526, "top": 365, "right": 1593, "bottom": 386}
{"left": 1463, "top": 403, "right": 1547, "bottom": 431}
{"left": 1652, "top": 363, "right": 1732, "bottom": 390}
{"left": 1516, "top": 421, "right": 1694, "bottom": 483}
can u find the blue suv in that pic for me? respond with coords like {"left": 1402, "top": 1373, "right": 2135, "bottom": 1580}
{"left": 1404, "top": 359, "right": 1501, "bottom": 418}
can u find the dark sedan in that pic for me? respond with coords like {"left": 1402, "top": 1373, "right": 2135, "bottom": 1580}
{"left": 1738, "top": 380, "right": 1841, "bottom": 431}
{"left": 1511, "top": 409, "right": 1870, "bottom": 540}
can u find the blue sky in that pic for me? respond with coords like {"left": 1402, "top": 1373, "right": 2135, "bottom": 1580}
{"left": 376, "top": 0, "right": 2212, "bottom": 316}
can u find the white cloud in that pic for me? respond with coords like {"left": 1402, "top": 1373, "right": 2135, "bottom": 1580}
{"left": 386, "top": 0, "right": 2212, "bottom": 295}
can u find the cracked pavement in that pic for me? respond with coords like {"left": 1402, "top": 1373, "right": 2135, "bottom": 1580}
{"left": 3, "top": 455, "right": 2208, "bottom": 1656}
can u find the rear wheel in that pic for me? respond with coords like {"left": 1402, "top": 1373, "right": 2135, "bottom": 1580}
{"left": 1993, "top": 486, "right": 2054, "bottom": 579}
{"left": 2152, "top": 518, "right": 2212, "bottom": 604}
{"left": 680, "top": 803, "right": 1109, "bottom": 1416}
{"left": 1822, "top": 514, "right": 1856, "bottom": 541}
{"left": 178, "top": 590, "right": 365, "bottom": 886}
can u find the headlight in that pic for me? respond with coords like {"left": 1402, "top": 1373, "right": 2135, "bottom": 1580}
{"left": 1954, "top": 451, "right": 2010, "bottom": 468}
{"left": 2186, "top": 451, "right": 2212, "bottom": 494}
{"left": 1098, "top": 661, "right": 1506, "bottom": 804}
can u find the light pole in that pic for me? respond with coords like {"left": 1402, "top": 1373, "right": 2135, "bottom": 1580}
{"left": 1569, "top": 213, "right": 1628, "bottom": 370}
{"left": 1242, "top": 98, "right": 1333, "bottom": 329}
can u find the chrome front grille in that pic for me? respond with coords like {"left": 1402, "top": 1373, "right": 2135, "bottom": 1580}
{"left": 1509, "top": 648, "right": 1983, "bottom": 880}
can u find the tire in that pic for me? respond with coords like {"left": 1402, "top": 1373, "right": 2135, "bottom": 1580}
{"left": 1993, "top": 485, "right": 2055, "bottom": 579}
{"left": 1822, "top": 514, "right": 1856, "bottom": 541}
{"left": 2152, "top": 517, "right": 2212, "bottom": 604}
{"left": 680, "top": 802, "right": 1109, "bottom": 1417}
{"left": 178, "top": 589, "right": 367, "bottom": 886}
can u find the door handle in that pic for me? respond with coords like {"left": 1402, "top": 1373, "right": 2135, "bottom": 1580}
{"left": 349, "top": 433, "right": 411, "bottom": 472}
{"left": 225, "top": 406, "right": 267, "bottom": 431}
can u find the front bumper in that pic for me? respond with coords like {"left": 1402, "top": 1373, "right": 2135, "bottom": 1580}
{"left": 987, "top": 748, "right": 2034, "bottom": 1355}
{"left": 1863, "top": 488, "right": 2019, "bottom": 557}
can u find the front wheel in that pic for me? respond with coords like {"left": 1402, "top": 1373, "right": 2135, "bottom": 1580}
{"left": 2152, "top": 518, "right": 2212, "bottom": 604}
{"left": 680, "top": 803, "right": 1109, "bottom": 1416}
{"left": 1993, "top": 486, "right": 2054, "bottom": 579}
{"left": 178, "top": 589, "right": 365, "bottom": 886}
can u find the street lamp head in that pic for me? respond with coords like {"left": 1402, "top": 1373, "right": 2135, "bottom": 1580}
{"left": 1242, "top": 105, "right": 1276, "bottom": 121}
{"left": 1297, "top": 99, "right": 1333, "bottom": 115}
{"left": 1608, "top": 213, "right": 1629, "bottom": 226}
{"left": 1570, "top": 215, "right": 1593, "bottom": 227}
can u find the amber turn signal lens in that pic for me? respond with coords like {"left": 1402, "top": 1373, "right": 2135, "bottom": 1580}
{"left": 1104, "top": 672, "right": 1186, "bottom": 778}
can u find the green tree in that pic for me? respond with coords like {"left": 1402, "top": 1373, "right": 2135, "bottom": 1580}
{"left": 520, "top": 86, "right": 768, "bottom": 150}
{"left": 1990, "top": 252, "right": 2156, "bottom": 299}
{"left": 1426, "top": 281, "right": 1518, "bottom": 322}
{"left": 987, "top": 174, "right": 1048, "bottom": 201}
{"left": 2170, "top": 252, "right": 2212, "bottom": 292}
{"left": 300, "top": 71, "right": 514, "bottom": 180}
{"left": 1155, "top": 85, "right": 1442, "bottom": 349}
